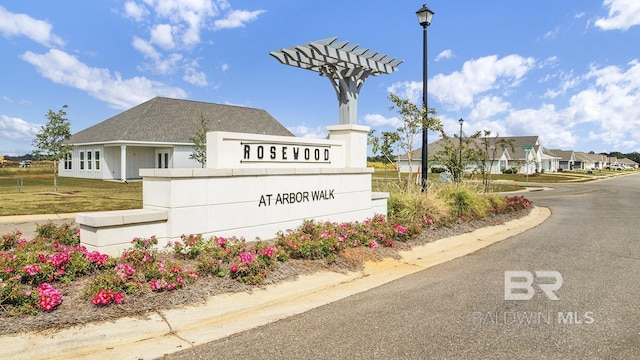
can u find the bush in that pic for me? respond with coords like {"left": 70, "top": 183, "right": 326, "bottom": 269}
{"left": 387, "top": 186, "right": 449, "bottom": 225}
{"left": 431, "top": 167, "right": 447, "bottom": 173}
{"left": 436, "top": 184, "right": 488, "bottom": 218}
{"left": 502, "top": 167, "right": 519, "bottom": 174}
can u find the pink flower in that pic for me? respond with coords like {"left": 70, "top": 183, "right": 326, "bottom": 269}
{"left": 368, "top": 241, "right": 378, "bottom": 249}
{"left": 393, "top": 224, "right": 408, "bottom": 234}
{"left": 36, "top": 283, "right": 63, "bottom": 312}
{"left": 239, "top": 252, "right": 255, "bottom": 264}
{"left": 23, "top": 264, "right": 42, "bottom": 276}
{"left": 230, "top": 265, "right": 238, "bottom": 273}
{"left": 113, "top": 292, "right": 125, "bottom": 304}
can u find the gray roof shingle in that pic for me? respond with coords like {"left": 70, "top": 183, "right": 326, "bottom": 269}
{"left": 67, "top": 97, "right": 294, "bottom": 144}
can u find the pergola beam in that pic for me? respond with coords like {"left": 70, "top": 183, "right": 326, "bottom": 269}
{"left": 270, "top": 38, "right": 402, "bottom": 125}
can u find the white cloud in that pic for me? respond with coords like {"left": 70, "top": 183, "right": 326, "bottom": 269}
{"left": 124, "top": 1, "right": 148, "bottom": 21}
{"left": 435, "top": 49, "right": 454, "bottom": 62}
{"left": 0, "top": 114, "right": 41, "bottom": 141}
{"left": 221, "top": 63, "right": 229, "bottom": 71}
{"left": 595, "top": 0, "right": 640, "bottom": 31}
{"left": 183, "top": 60, "right": 208, "bottom": 86}
{"left": 150, "top": 24, "right": 175, "bottom": 49}
{"left": 0, "top": 5, "right": 64, "bottom": 47}
{"left": 469, "top": 96, "right": 511, "bottom": 120}
{"left": 21, "top": 49, "right": 187, "bottom": 109}
{"left": 138, "top": 0, "right": 218, "bottom": 46}
{"left": 363, "top": 113, "right": 400, "bottom": 128}
{"left": 429, "top": 54, "right": 536, "bottom": 109}
{"left": 543, "top": 26, "right": 560, "bottom": 39}
{"left": 287, "top": 125, "right": 327, "bottom": 139}
{"left": 213, "top": 9, "right": 266, "bottom": 30}
{"left": 387, "top": 81, "right": 422, "bottom": 107}
{"left": 132, "top": 36, "right": 182, "bottom": 73}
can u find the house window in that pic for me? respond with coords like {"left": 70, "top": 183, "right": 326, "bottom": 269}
{"left": 87, "top": 151, "right": 92, "bottom": 170}
{"left": 79, "top": 151, "right": 85, "bottom": 170}
{"left": 157, "top": 151, "right": 170, "bottom": 168}
{"left": 500, "top": 160, "right": 507, "bottom": 170}
{"left": 94, "top": 151, "right": 100, "bottom": 170}
{"left": 64, "top": 153, "right": 72, "bottom": 170}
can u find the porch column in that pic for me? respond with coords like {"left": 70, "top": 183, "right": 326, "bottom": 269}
{"left": 120, "top": 145, "right": 127, "bottom": 181}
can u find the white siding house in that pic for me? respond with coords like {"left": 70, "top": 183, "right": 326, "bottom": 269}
{"left": 61, "top": 97, "right": 294, "bottom": 180}
{"left": 397, "top": 135, "right": 554, "bottom": 175}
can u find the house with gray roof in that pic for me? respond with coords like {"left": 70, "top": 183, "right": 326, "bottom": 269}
{"left": 573, "top": 152, "right": 606, "bottom": 170}
{"left": 549, "top": 149, "right": 576, "bottom": 170}
{"left": 396, "top": 135, "right": 558, "bottom": 175}
{"left": 60, "top": 97, "right": 294, "bottom": 180}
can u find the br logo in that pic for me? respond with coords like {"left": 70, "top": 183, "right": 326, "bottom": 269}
{"left": 504, "top": 270, "right": 563, "bottom": 300}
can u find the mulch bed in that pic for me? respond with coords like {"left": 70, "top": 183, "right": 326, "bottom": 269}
{"left": 0, "top": 209, "right": 531, "bottom": 336}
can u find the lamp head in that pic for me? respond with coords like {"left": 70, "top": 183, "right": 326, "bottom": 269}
{"left": 416, "top": 4, "right": 435, "bottom": 27}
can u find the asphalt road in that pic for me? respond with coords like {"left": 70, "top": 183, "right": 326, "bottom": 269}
{"left": 139, "top": 174, "right": 628, "bottom": 358}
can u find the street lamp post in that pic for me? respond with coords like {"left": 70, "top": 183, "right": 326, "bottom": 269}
{"left": 458, "top": 118, "right": 464, "bottom": 182}
{"left": 416, "top": 4, "right": 434, "bottom": 192}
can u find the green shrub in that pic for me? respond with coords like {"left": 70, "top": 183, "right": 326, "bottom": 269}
{"left": 436, "top": 184, "right": 487, "bottom": 218}
{"left": 387, "top": 187, "right": 449, "bottom": 225}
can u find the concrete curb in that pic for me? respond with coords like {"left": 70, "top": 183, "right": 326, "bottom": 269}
{"left": 0, "top": 206, "right": 550, "bottom": 360}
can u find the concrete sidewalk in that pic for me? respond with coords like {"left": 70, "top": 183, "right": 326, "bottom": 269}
{"left": 0, "top": 207, "right": 550, "bottom": 360}
{"left": 0, "top": 213, "right": 76, "bottom": 240}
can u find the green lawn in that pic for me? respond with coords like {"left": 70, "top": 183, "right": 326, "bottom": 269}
{"left": 0, "top": 175, "right": 142, "bottom": 216}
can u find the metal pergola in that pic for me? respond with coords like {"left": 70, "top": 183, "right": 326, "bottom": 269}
{"left": 270, "top": 37, "right": 402, "bottom": 125}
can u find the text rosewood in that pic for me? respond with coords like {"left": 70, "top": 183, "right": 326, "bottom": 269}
{"left": 242, "top": 143, "right": 330, "bottom": 163}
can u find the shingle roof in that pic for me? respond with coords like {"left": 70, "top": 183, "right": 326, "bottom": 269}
{"left": 67, "top": 97, "right": 294, "bottom": 144}
{"left": 548, "top": 149, "right": 574, "bottom": 161}
{"left": 399, "top": 135, "right": 539, "bottom": 161}
{"left": 574, "top": 152, "right": 604, "bottom": 163}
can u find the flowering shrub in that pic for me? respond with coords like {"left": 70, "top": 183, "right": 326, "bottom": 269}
{"left": 145, "top": 260, "right": 199, "bottom": 292}
{"left": 35, "top": 222, "right": 79, "bottom": 246}
{"left": 276, "top": 215, "right": 423, "bottom": 261}
{"left": 0, "top": 223, "right": 112, "bottom": 314}
{"left": 2, "top": 230, "right": 22, "bottom": 251}
{"left": 495, "top": 195, "right": 532, "bottom": 214}
{"left": 170, "top": 234, "right": 211, "bottom": 258}
{"left": 91, "top": 289, "right": 125, "bottom": 306}
{"left": 36, "top": 283, "right": 63, "bottom": 312}
{"left": 2, "top": 194, "right": 533, "bottom": 312}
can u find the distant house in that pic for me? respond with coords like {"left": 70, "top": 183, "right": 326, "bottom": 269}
{"left": 617, "top": 157, "right": 639, "bottom": 169}
{"left": 61, "top": 97, "right": 294, "bottom": 180}
{"left": 573, "top": 152, "right": 606, "bottom": 170}
{"left": 549, "top": 149, "right": 575, "bottom": 170}
{"left": 397, "top": 135, "right": 556, "bottom": 175}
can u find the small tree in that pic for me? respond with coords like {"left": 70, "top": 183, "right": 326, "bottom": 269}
{"left": 431, "top": 131, "right": 481, "bottom": 184}
{"left": 474, "top": 132, "right": 514, "bottom": 192}
{"left": 368, "top": 130, "right": 402, "bottom": 183}
{"left": 368, "top": 93, "right": 441, "bottom": 189}
{"left": 33, "top": 105, "right": 72, "bottom": 192}
{"left": 189, "top": 113, "right": 209, "bottom": 168}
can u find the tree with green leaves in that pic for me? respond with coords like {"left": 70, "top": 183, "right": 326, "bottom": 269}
{"left": 431, "top": 130, "right": 481, "bottom": 184}
{"left": 474, "top": 132, "right": 514, "bottom": 192}
{"left": 368, "top": 93, "right": 441, "bottom": 188}
{"left": 189, "top": 113, "right": 209, "bottom": 168}
{"left": 33, "top": 105, "right": 72, "bottom": 192}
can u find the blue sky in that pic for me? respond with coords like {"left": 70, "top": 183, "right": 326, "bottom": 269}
{"left": 1, "top": 0, "right": 640, "bottom": 156}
